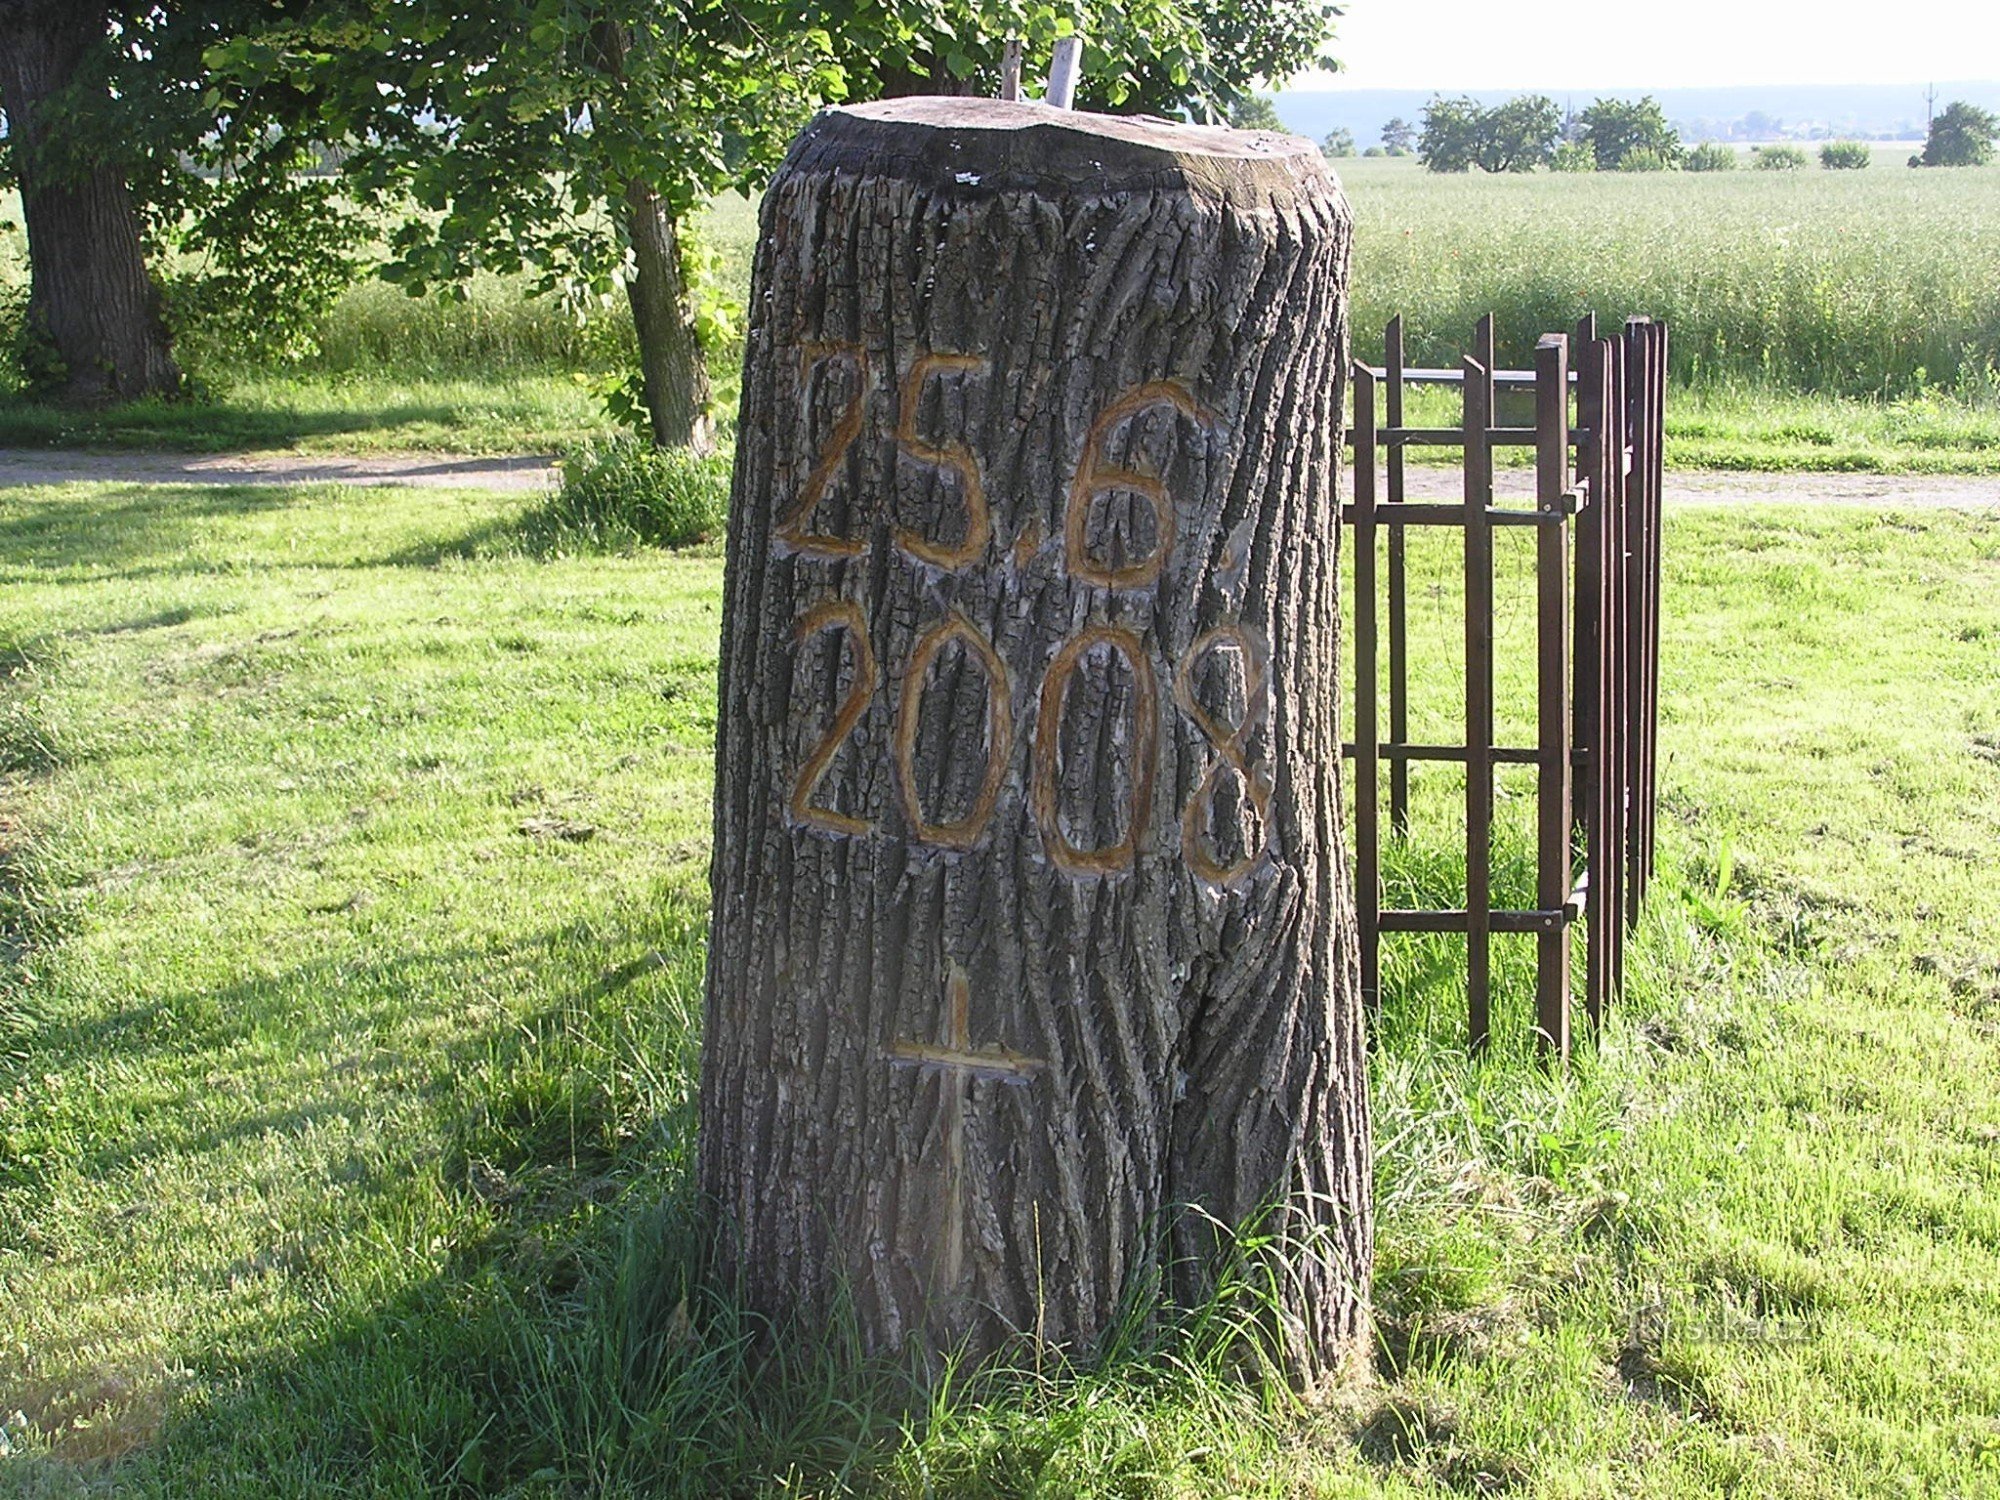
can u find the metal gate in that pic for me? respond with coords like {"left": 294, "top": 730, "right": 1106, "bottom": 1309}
{"left": 1345, "top": 313, "right": 1666, "bottom": 1059}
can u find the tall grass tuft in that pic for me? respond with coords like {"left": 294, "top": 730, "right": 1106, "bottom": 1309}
{"left": 1753, "top": 143, "right": 1810, "bottom": 171}
{"left": 534, "top": 439, "right": 730, "bottom": 551}
{"left": 1684, "top": 141, "right": 1738, "bottom": 173}
{"left": 505, "top": 1188, "right": 1355, "bottom": 1496}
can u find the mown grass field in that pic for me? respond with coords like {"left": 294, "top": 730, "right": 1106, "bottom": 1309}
{"left": 3, "top": 476, "right": 1998, "bottom": 1495}
{"left": 4, "top": 162, "right": 2000, "bottom": 472}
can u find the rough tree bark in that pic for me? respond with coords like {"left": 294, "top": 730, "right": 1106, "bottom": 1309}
{"left": 0, "top": 1, "right": 180, "bottom": 403}
{"left": 702, "top": 98, "right": 1369, "bottom": 1380}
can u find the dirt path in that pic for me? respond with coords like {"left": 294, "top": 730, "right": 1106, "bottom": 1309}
{"left": 1389, "top": 465, "right": 1999, "bottom": 509}
{"left": 0, "top": 447, "right": 1993, "bottom": 508}
{"left": 0, "top": 449, "right": 559, "bottom": 493}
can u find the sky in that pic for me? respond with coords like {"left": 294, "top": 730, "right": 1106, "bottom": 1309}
{"left": 1295, "top": 0, "right": 2000, "bottom": 90}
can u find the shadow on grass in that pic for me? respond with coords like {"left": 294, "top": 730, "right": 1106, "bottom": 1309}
{"left": 10, "top": 891, "right": 747, "bottom": 1490}
{"left": 26, "top": 896, "right": 1386, "bottom": 1495}
{"left": 0, "top": 483, "right": 306, "bottom": 575}
{"left": 0, "top": 481, "right": 554, "bottom": 582}
{"left": 18, "top": 891, "right": 950, "bottom": 1496}
{"left": 0, "top": 395, "right": 493, "bottom": 455}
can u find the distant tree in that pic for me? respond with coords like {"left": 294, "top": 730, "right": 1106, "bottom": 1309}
{"left": 1417, "top": 93, "right": 1560, "bottom": 173}
{"left": 1550, "top": 139, "right": 1597, "bottom": 172}
{"left": 1476, "top": 93, "right": 1561, "bottom": 172}
{"left": 1417, "top": 95, "right": 1484, "bottom": 172}
{"left": 1919, "top": 101, "right": 2000, "bottom": 167}
{"left": 1819, "top": 140, "right": 1870, "bottom": 169}
{"left": 1739, "top": 109, "right": 1781, "bottom": 140}
{"left": 1379, "top": 115, "right": 1417, "bottom": 155}
{"left": 1578, "top": 95, "right": 1682, "bottom": 170}
{"left": 1231, "top": 94, "right": 1285, "bottom": 131}
{"left": 1685, "top": 141, "right": 1738, "bottom": 172}
{"left": 1321, "top": 126, "right": 1355, "bottom": 157}
{"left": 1753, "top": 144, "right": 1808, "bottom": 171}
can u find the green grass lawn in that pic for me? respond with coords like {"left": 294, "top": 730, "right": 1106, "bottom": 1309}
{"left": 2, "top": 481, "right": 1999, "bottom": 1495}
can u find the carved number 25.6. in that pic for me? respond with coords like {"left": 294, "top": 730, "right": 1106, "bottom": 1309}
{"left": 776, "top": 345, "right": 991, "bottom": 570}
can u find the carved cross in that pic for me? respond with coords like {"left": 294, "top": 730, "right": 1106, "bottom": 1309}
{"left": 888, "top": 962, "right": 1044, "bottom": 1292}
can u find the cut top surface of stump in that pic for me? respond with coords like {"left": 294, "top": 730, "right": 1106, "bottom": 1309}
{"left": 787, "top": 97, "right": 1337, "bottom": 208}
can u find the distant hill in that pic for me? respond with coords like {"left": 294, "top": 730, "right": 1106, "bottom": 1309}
{"left": 1276, "top": 81, "right": 2000, "bottom": 147}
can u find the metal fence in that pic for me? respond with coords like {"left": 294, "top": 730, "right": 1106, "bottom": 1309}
{"left": 1345, "top": 314, "right": 1666, "bottom": 1059}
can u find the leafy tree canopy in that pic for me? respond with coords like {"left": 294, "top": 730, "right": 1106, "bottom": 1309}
{"left": 1920, "top": 101, "right": 1999, "bottom": 167}
{"left": 211, "top": 0, "right": 1340, "bottom": 445}
{"left": 1417, "top": 94, "right": 1482, "bottom": 172}
{"left": 217, "top": 0, "right": 1337, "bottom": 299}
{"left": 1417, "top": 93, "right": 1559, "bottom": 173}
{"left": 0, "top": 1, "right": 369, "bottom": 366}
{"left": 1230, "top": 94, "right": 1285, "bottom": 131}
{"left": 1475, "top": 94, "right": 1559, "bottom": 173}
{"left": 1576, "top": 95, "right": 1681, "bottom": 171}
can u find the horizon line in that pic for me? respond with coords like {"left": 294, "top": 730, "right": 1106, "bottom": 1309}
{"left": 1283, "top": 76, "right": 2000, "bottom": 95}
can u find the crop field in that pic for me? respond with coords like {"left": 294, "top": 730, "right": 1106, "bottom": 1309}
{"left": 3, "top": 163, "right": 1999, "bottom": 471}
{"left": 3, "top": 476, "right": 1998, "bottom": 1494}
{"left": 1336, "top": 155, "right": 2000, "bottom": 397}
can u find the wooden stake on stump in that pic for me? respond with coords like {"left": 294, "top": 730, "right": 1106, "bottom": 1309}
{"left": 998, "top": 39, "right": 1023, "bottom": 102}
{"left": 702, "top": 97, "right": 1369, "bottom": 1382}
{"left": 1045, "top": 36, "right": 1083, "bottom": 109}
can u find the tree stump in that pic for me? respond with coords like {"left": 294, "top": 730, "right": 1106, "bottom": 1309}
{"left": 702, "top": 97, "right": 1369, "bottom": 1380}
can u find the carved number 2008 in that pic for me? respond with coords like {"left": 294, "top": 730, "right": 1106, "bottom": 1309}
{"left": 792, "top": 608, "right": 1267, "bottom": 884}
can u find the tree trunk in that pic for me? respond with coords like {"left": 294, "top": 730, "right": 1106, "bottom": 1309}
{"left": 0, "top": 2, "right": 180, "bottom": 403}
{"left": 621, "top": 180, "right": 715, "bottom": 454}
{"left": 876, "top": 57, "right": 978, "bottom": 100}
{"left": 702, "top": 98, "right": 1369, "bottom": 1382}
{"left": 586, "top": 18, "right": 714, "bottom": 454}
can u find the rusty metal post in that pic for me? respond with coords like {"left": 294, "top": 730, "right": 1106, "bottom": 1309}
{"left": 1385, "top": 315, "right": 1411, "bottom": 835}
{"left": 1353, "top": 366, "right": 1381, "bottom": 1013}
{"left": 1607, "top": 336, "right": 1631, "bottom": 1001}
{"left": 1638, "top": 322, "right": 1667, "bottom": 908}
{"left": 1570, "top": 312, "right": 1599, "bottom": 838}
{"left": 1622, "top": 320, "right": 1652, "bottom": 926}
{"left": 1575, "top": 332, "right": 1611, "bottom": 1030}
{"left": 1533, "top": 334, "right": 1572, "bottom": 1060}
{"left": 1463, "top": 317, "right": 1496, "bottom": 1051}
